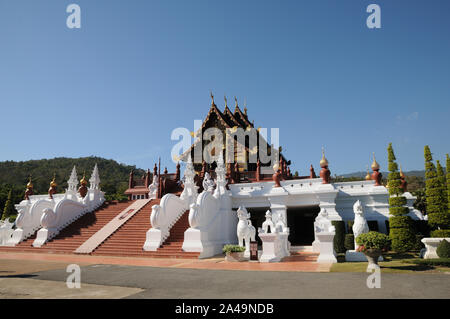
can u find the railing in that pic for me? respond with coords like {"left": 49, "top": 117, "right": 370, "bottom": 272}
{"left": 32, "top": 189, "right": 105, "bottom": 247}
{"left": 143, "top": 194, "right": 188, "bottom": 251}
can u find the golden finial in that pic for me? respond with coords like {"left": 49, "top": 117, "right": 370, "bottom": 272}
{"left": 234, "top": 96, "right": 238, "bottom": 108}
{"left": 224, "top": 95, "right": 228, "bottom": 108}
{"left": 50, "top": 173, "right": 57, "bottom": 187}
{"left": 399, "top": 165, "right": 405, "bottom": 178}
{"left": 371, "top": 152, "right": 380, "bottom": 170}
{"left": 320, "top": 147, "right": 329, "bottom": 167}
{"left": 365, "top": 165, "right": 371, "bottom": 180}
{"left": 244, "top": 107, "right": 247, "bottom": 115}
{"left": 26, "top": 175, "right": 33, "bottom": 189}
{"left": 80, "top": 171, "right": 88, "bottom": 185}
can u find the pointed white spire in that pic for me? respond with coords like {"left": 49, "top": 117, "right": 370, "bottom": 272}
{"left": 184, "top": 156, "right": 196, "bottom": 186}
{"left": 67, "top": 166, "right": 78, "bottom": 192}
{"left": 89, "top": 164, "right": 101, "bottom": 190}
{"left": 214, "top": 155, "right": 227, "bottom": 197}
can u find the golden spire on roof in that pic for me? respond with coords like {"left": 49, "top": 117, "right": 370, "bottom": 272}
{"left": 399, "top": 165, "right": 405, "bottom": 178}
{"left": 371, "top": 152, "right": 380, "bottom": 170}
{"left": 50, "top": 173, "right": 57, "bottom": 188}
{"left": 234, "top": 96, "right": 238, "bottom": 109}
{"left": 320, "top": 147, "right": 329, "bottom": 167}
{"left": 26, "top": 175, "right": 33, "bottom": 189}
{"left": 80, "top": 171, "right": 88, "bottom": 185}
{"left": 365, "top": 165, "right": 371, "bottom": 180}
{"left": 224, "top": 95, "right": 228, "bottom": 108}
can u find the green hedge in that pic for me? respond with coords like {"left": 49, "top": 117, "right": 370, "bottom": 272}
{"left": 390, "top": 228, "right": 415, "bottom": 252}
{"left": 403, "top": 258, "right": 450, "bottom": 267}
{"left": 437, "top": 239, "right": 450, "bottom": 258}
{"left": 389, "top": 216, "right": 413, "bottom": 229}
{"left": 389, "top": 197, "right": 407, "bottom": 207}
{"left": 428, "top": 213, "right": 450, "bottom": 231}
{"left": 344, "top": 234, "right": 355, "bottom": 251}
{"left": 430, "top": 229, "right": 450, "bottom": 238}
{"left": 332, "top": 221, "right": 345, "bottom": 253}
{"left": 389, "top": 206, "right": 410, "bottom": 216}
{"left": 222, "top": 245, "right": 245, "bottom": 253}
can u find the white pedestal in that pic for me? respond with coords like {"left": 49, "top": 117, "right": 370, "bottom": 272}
{"left": 421, "top": 237, "right": 450, "bottom": 259}
{"left": 345, "top": 250, "right": 383, "bottom": 262}
{"left": 316, "top": 232, "right": 337, "bottom": 263}
{"left": 259, "top": 232, "right": 290, "bottom": 263}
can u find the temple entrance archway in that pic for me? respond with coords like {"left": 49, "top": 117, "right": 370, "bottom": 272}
{"left": 287, "top": 205, "right": 320, "bottom": 246}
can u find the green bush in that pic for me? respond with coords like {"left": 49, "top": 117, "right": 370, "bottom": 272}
{"left": 389, "top": 216, "right": 413, "bottom": 229}
{"left": 436, "top": 239, "right": 450, "bottom": 258}
{"left": 403, "top": 258, "right": 450, "bottom": 267}
{"left": 387, "top": 143, "right": 415, "bottom": 252}
{"left": 332, "top": 221, "right": 345, "bottom": 253}
{"left": 222, "top": 245, "right": 245, "bottom": 254}
{"left": 347, "top": 221, "right": 354, "bottom": 234}
{"left": 356, "top": 231, "right": 391, "bottom": 251}
{"left": 430, "top": 229, "right": 450, "bottom": 238}
{"left": 428, "top": 213, "right": 450, "bottom": 231}
{"left": 389, "top": 197, "right": 407, "bottom": 207}
{"left": 390, "top": 228, "right": 416, "bottom": 252}
{"left": 344, "top": 234, "right": 355, "bottom": 251}
{"left": 424, "top": 146, "right": 449, "bottom": 231}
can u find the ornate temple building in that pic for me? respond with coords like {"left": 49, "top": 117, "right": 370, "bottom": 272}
{"left": 0, "top": 95, "right": 425, "bottom": 261}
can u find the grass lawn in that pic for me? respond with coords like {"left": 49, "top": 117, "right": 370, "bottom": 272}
{"left": 330, "top": 252, "right": 450, "bottom": 274}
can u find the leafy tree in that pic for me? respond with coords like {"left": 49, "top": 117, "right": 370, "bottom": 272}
{"left": 436, "top": 160, "right": 448, "bottom": 210}
{"left": 447, "top": 154, "right": 450, "bottom": 212}
{"left": 424, "top": 146, "right": 450, "bottom": 237}
{"left": 387, "top": 143, "right": 415, "bottom": 252}
{"left": 1, "top": 189, "right": 16, "bottom": 220}
{"left": 0, "top": 157, "right": 146, "bottom": 206}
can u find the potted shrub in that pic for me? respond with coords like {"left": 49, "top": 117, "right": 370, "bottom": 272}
{"left": 356, "top": 231, "right": 391, "bottom": 270}
{"left": 223, "top": 245, "right": 246, "bottom": 262}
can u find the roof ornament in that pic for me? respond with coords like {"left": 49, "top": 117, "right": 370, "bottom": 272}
{"left": 244, "top": 97, "right": 248, "bottom": 115}
{"left": 224, "top": 95, "right": 228, "bottom": 108}
{"left": 67, "top": 166, "right": 79, "bottom": 192}
{"left": 365, "top": 165, "right": 371, "bottom": 180}
{"left": 320, "top": 147, "right": 329, "bottom": 167}
{"left": 234, "top": 96, "right": 238, "bottom": 110}
{"left": 371, "top": 152, "right": 380, "bottom": 171}
{"left": 210, "top": 91, "right": 215, "bottom": 107}
{"left": 89, "top": 163, "right": 101, "bottom": 190}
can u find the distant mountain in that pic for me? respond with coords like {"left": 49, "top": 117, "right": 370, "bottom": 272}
{"left": 0, "top": 157, "right": 145, "bottom": 210}
{"left": 339, "top": 170, "right": 426, "bottom": 178}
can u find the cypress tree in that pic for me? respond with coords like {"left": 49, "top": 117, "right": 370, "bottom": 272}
{"left": 424, "top": 146, "right": 450, "bottom": 237}
{"left": 387, "top": 143, "right": 415, "bottom": 252}
{"left": 1, "top": 189, "right": 15, "bottom": 220}
{"left": 447, "top": 154, "right": 450, "bottom": 211}
{"left": 436, "top": 160, "right": 448, "bottom": 211}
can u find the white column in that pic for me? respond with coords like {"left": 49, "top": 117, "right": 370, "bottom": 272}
{"left": 315, "top": 184, "right": 341, "bottom": 221}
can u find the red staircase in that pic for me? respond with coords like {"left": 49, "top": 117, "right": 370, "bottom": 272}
{"left": 0, "top": 201, "right": 130, "bottom": 254}
{"left": 92, "top": 201, "right": 199, "bottom": 259}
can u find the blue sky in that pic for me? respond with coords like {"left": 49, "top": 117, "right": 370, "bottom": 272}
{"left": 0, "top": 0, "right": 449, "bottom": 175}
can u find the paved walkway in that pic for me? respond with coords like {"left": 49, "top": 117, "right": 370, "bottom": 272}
{"left": 0, "top": 251, "right": 331, "bottom": 272}
{"left": 1, "top": 262, "right": 449, "bottom": 299}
